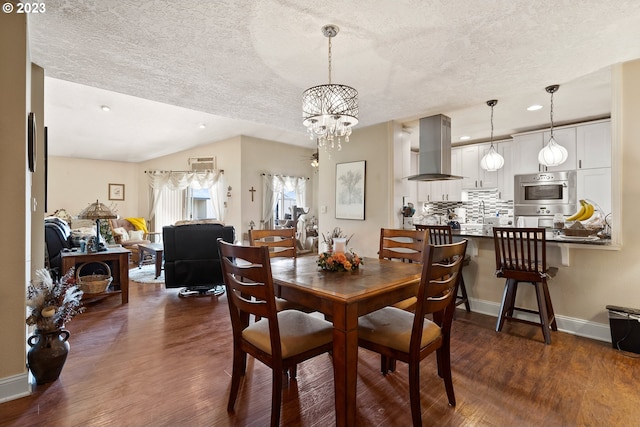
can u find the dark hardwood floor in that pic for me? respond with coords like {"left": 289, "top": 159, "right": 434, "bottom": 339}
{"left": 2, "top": 275, "right": 639, "bottom": 426}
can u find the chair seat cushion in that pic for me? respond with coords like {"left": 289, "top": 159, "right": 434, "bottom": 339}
{"left": 242, "top": 310, "right": 333, "bottom": 358}
{"left": 358, "top": 306, "right": 441, "bottom": 353}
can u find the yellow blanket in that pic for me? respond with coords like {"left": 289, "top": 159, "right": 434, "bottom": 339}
{"left": 125, "top": 217, "right": 148, "bottom": 234}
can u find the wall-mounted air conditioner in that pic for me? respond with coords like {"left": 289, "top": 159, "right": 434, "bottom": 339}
{"left": 189, "top": 156, "right": 216, "bottom": 171}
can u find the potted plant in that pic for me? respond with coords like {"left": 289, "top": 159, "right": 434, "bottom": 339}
{"left": 26, "top": 267, "right": 84, "bottom": 385}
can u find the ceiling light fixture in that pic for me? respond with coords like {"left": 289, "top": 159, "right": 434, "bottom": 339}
{"left": 527, "top": 104, "right": 543, "bottom": 111}
{"left": 459, "top": 136, "right": 471, "bottom": 141}
{"left": 101, "top": 105, "right": 111, "bottom": 112}
{"left": 538, "top": 84, "right": 568, "bottom": 167}
{"left": 302, "top": 24, "right": 358, "bottom": 153}
{"left": 480, "top": 100, "right": 504, "bottom": 171}
{"left": 199, "top": 123, "right": 206, "bottom": 129}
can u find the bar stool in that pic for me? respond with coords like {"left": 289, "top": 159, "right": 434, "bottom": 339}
{"left": 492, "top": 227, "right": 557, "bottom": 344}
{"left": 415, "top": 224, "right": 471, "bottom": 312}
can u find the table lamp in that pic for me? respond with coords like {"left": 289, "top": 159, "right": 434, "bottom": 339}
{"left": 77, "top": 200, "right": 117, "bottom": 252}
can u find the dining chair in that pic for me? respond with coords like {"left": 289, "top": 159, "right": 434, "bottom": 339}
{"left": 358, "top": 240, "right": 468, "bottom": 427}
{"left": 415, "top": 224, "right": 471, "bottom": 312}
{"left": 249, "top": 228, "right": 306, "bottom": 325}
{"left": 379, "top": 228, "right": 428, "bottom": 311}
{"left": 492, "top": 227, "right": 557, "bottom": 344}
{"left": 218, "top": 240, "right": 334, "bottom": 427}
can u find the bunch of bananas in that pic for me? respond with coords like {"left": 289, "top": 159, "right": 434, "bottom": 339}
{"left": 566, "top": 199, "right": 595, "bottom": 221}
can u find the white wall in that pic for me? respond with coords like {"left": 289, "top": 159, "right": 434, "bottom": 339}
{"left": 318, "top": 122, "right": 398, "bottom": 258}
{"left": 47, "top": 157, "right": 140, "bottom": 218}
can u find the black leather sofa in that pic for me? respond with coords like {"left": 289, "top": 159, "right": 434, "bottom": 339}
{"left": 162, "top": 222, "right": 235, "bottom": 297}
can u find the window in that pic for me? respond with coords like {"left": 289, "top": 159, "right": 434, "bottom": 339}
{"left": 274, "top": 189, "right": 296, "bottom": 226}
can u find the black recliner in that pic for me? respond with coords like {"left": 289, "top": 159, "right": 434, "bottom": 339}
{"left": 162, "top": 223, "right": 235, "bottom": 297}
{"left": 44, "top": 217, "right": 72, "bottom": 278}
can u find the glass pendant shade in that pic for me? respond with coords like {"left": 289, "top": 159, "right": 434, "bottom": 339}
{"left": 302, "top": 25, "right": 358, "bottom": 152}
{"left": 538, "top": 84, "right": 567, "bottom": 167}
{"left": 480, "top": 99, "right": 504, "bottom": 171}
{"left": 538, "top": 136, "right": 568, "bottom": 166}
{"left": 480, "top": 144, "right": 504, "bottom": 171}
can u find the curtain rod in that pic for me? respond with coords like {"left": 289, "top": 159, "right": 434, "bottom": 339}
{"left": 144, "top": 169, "right": 224, "bottom": 174}
{"left": 261, "top": 173, "right": 309, "bottom": 180}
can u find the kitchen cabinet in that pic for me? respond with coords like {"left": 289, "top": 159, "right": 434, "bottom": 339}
{"left": 512, "top": 127, "right": 577, "bottom": 173}
{"left": 577, "top": 167, "right": 612, "bottom": 215}
{"left": 497, "top": 139, "right": 514, "bottom": 200}
{"left": 576, "top": 120, "right": 611, "bottom": 169}
{"left": 460, "top": 143, "right": 498, "bottom": 189}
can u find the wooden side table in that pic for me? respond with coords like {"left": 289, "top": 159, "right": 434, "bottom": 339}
{"left": 137, "top": 242, "right": 164, "bottom": 278}
{"left": 60, "top": 247, "right": 131, "bottom": 304}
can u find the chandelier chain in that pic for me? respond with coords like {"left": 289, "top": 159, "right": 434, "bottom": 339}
{"left": 327, "top": 35, "right": 332, "bottom": 85}
{"left": 490, "top": 103, "right": 494, "bottom": 146}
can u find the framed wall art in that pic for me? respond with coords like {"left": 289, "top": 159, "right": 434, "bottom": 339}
{"left": 335, "top": 160, "right": 366, "bottom": 220}
{"left": 108, "top": 183, "right": 125, "bottom": 201}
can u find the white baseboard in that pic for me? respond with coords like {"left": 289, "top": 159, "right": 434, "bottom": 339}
{"left": 0, "top": 372, "right": 32, "bottom": 404}
{"left": 463, "top": 298, "right": 613, "bottom": 343}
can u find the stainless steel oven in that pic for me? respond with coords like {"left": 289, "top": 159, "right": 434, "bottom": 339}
{"left": 514, "top": 171, "right": 577, "bottom": 227}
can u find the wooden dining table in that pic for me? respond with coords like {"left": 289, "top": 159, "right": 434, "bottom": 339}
{"left": 270, "top": 256, "right": 423, "bottom": 427}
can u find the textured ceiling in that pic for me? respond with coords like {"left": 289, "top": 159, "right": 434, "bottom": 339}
{"left": 26, "top": 0, "right": 640, "bottom": 162}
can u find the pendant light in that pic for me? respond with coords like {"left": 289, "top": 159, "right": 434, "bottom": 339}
{"left": 302, "top": 25, "right": 359, "bottom": 153}
{"left": 480, "top": 99, "right": 504, "bottom": 171}
{"left": 538, "top": 84, "right": 568, "bottom": 167}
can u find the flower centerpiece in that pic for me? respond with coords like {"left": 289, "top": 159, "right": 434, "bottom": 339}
{"left": 26, "top": 268, "right": 85, "bottom": 332}
{"left": 318, "top": 227, "right": 362, "bottom": 272}
{"left": 317, "top": 250, "right": 362, "bottom": 272}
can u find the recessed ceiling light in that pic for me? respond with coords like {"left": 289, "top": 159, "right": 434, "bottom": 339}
{"left": 459, "top": 136, "right": 471, "bottom": 141}
{"left": 101, "top": 105, "right": 111, "bottom": 112}
{"left": 199, "top": 123, "right": 206, "bottom": 129}
{"left": 527, "top": 104, "right": 543, "bottom": 111}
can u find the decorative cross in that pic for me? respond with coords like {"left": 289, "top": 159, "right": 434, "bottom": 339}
{"left": 249, "top": 186, "right": 256, "bottom": 202}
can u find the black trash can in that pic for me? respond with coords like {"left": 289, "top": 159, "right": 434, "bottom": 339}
{"left": 606, "top": 305, "right": 640, "bottom": 354}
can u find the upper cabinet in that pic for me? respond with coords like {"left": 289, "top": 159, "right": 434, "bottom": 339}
{"left": 512, "top": 127, "right": 577, "bottom": 173}
{"left": 497, "top": 139, "right": 514, "bottom": 200}
{"left": 459, "top": 143, "right": 498, "bottom": 189}
{"left": 576, "top": 121, "right": 611, "bottom": 169}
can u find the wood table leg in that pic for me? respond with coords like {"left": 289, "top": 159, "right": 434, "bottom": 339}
{"left": 155, "top": 250, "right": 163, "bottom": 278}
{"left": 332, "top": 303, "right": 359, "bottom": 427}
{"left": 119, "top": 252, "right": 129, "bottom": 304}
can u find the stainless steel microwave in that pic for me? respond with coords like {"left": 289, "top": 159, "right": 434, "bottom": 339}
{"left": 514, "top": 171, "right": 577, "bottom": 218}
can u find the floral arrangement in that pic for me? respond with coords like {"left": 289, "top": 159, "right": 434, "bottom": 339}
{"left": 26, "top": 268, "right": 85, "bottom": 332}
{"left": 321, "top": 227, "right": 353, "bottom": 251}
{"left": 317, "top": 250, "right": 362, "bottom": 272}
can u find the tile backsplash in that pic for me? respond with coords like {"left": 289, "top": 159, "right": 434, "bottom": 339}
{"left": 419, "top": 189, "right": 513, "bottom": 224}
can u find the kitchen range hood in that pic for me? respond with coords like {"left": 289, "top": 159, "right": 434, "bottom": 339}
{"left": 406, "top": 114, "right": 463, "bottom": 181}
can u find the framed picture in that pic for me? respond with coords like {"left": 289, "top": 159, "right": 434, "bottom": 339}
{"left": 27, "top": 112, "right": 36, "bottom": 172}
{"left": 108, "top": 183, "right": 125, "bottom": 201}
{"left": 335, "top": 161, "right": 366, "bottom": 220}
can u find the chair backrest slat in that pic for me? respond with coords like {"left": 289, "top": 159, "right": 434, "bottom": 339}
{"left": 249, "top": 228, "right": 297, "bottom": 258}
{"left": 379, "top": 228, "right": 428, "bottom": 263}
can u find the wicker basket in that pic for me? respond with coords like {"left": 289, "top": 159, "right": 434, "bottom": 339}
{"left": 563, "top": 227, "right": 602, "bottom": 237}
{"left": 76, "top": 261, "right": 113, "bottom": 294}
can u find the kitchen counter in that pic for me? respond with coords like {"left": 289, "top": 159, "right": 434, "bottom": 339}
{"left": 453, "top": 228, "right": 611, "bottom": 245}
{"left": 451, "top": 226, "right": 614, "bottom": 266}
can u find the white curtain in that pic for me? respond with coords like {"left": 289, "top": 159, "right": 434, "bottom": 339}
{"left": 260, "top": 174, "right": 307, "bottom": 229}
{"left": 147, "top": 170, "right": 226, "bottom": 222}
